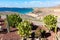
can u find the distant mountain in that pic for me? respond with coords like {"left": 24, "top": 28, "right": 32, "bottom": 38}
{"left": 54, "top": 5, "right": 60, "bottom": 8}
{"left": 46, "top": 5, "right": 60, "bottom": 9}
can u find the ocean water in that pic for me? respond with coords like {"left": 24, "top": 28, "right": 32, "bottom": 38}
{"left": 0, "top": 8, "right": 33, "bottom": 14}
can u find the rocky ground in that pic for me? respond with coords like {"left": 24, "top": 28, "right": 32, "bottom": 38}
{"left": 0, "top": 11, "right": 60, "bottom": 40}
{"left": 0, "top": 28, "right": 20, "bottom": 40}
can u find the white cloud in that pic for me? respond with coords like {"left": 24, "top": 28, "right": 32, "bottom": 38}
{"left": 0, "top": 0, "right": 60, "bottom": 8}
{"left": 28, "top": 1, "right": 43, "bottom": 4}
{"left": 20, "top": 1, "right": 43, "bottom": 7}
{"left": 19, "top": 1, "right": 60, "bottom": 8}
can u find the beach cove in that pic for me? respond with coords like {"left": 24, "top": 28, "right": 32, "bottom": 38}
{"left": 0, "top": 8, "right": 33, "bottom": 14}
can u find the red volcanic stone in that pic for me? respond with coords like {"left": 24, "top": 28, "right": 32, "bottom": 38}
{"left": 3, "top": 32, "right": 20, "bottom": 40}
{"left": 0, "top": 27, "right": 20, "bottom": 40}
{"left": 0, "top": 19, "right": 4, "bottom": 22}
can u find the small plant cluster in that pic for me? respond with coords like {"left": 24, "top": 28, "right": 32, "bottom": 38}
{"left": 43, "top": 14, "right": 57, "bottom": 32}
{"left": 7, "top": 14, "right": 57, "bottom": 40}
{"left": 43, "top": 14, "right": 58, "bottom": 40}
{"left": 7, "top": 14, "right": 22, "bottom": 27}
{"left": 7, "top": 14, "right": 32, "bottom": 40}
{"left": 17, "top": 21, "right": 32, "bottom": 38}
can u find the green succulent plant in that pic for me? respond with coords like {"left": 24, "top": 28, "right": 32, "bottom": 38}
{"left": 17, "top": 21, "right": 32, "bottom": 38}
{"left": 43, "top": 14, "right": 57, "bottom": 33}
{"left": 7, "top": 14, "right": 22, "bottom": 27}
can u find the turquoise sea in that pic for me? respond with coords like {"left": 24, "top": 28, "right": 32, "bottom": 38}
{"left": 0, "top": 8, "right": 33, "bottom": 14}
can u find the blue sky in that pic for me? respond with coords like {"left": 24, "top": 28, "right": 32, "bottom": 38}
{"left": 0, "top": 0, "right": 60, "bottom": 8}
